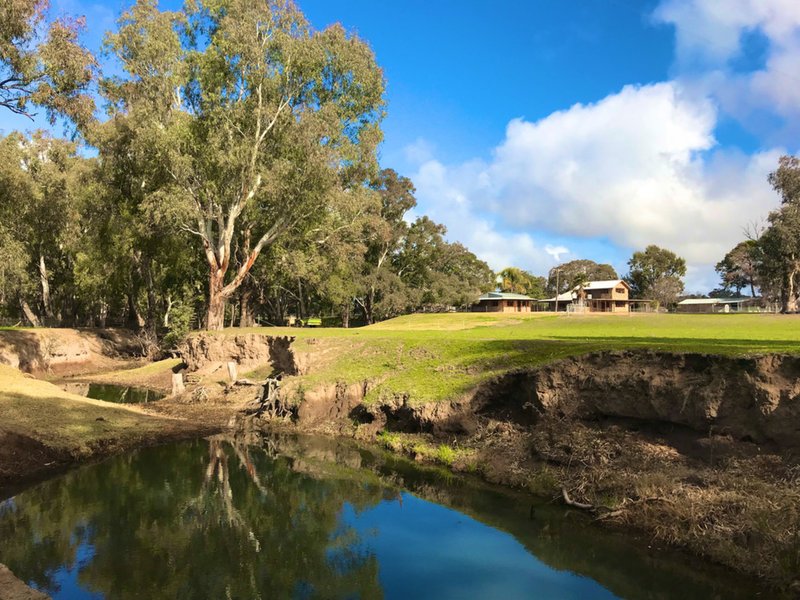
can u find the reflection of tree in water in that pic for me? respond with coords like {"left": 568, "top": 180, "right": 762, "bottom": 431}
{"left": 0, "top": 437, "right": 388, "bottom": 599}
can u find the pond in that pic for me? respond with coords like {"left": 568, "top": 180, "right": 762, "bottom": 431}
{"left": 0, "top": 434, "right": 765, "bottom": 599}
{"left": 59, "top": 382, "right": 164, "bottom": 403}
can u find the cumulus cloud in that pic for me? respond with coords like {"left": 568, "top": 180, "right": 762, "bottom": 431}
{"left": 412, "top": 159, "right": 562, "bottom": 274}
{"left": 654, "top": 0, "right": 800, "bottom": 138}
{"left": 545, "top": 245, "right": 569, "bottom": 262}
{"left": 411, "top": 82, "right": 784, "bottom": 289}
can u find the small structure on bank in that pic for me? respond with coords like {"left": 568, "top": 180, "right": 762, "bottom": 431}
{"left": 676, "top": 297, "right": 759, "bottom": 313}
{"left": 472, "top": 291, "right": 534, "bottom": 313}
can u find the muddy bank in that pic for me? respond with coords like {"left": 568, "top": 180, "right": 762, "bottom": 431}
{"left": 242, "top": 349, "right": 800, "bottom": 589}
{"left": 0, "top": 329, "right": 146, "bottom": 376}
{"left": 180, "top": 333, "right": 310, "bottom": 375}
{"left": 278, "top": 350, "right": 800, "bottom": 451}
{"left": 473, "top": 351, "right": 800, "bottom": 451}
{"left": 0, "top": 563, "right": 47, "bottom": 600}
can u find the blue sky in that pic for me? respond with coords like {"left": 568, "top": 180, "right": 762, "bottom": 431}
{"left": 4, "top": 0, "right": 799, "bottom": 293}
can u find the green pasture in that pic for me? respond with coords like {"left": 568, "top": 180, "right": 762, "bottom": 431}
{"left": 232, "top": 313, "right": 800, "bottom": 405}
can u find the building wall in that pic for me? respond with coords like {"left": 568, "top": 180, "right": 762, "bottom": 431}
{"left": 501, "top": 300, "right": 531, "bottom": 312}
{"left": 677, "top": 303, "right": 715, "bottom": 313}
{"left": 473, "top": 300, "right": 532, "bottom": 313}
{"left": 611, "top": 285, "right": 629, "bottom": 300}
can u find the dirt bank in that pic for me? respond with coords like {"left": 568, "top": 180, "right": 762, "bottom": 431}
{"left": 0, "top": 563, "right": 47, "bottom": 600}
{"left": 180, "top": 333, "right": 310, "bottom": 375}
{"left": 239, "top": 348, "right": 800, "bottom": 590}
{"left": 0, "top": 328, "right": 146, "bottom": 376}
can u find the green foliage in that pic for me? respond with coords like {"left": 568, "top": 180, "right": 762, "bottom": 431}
{"left": 353, "top": 170, "right": 494, "bottom": 323}
{"left": 499, "top": 267, "right": 546, "bottom": 298}
{"left": 624, "top": 245, "right": 686, "bottom": 307}
{"left": 0, "top": 131, "right": 88, "bottom": 323}
{"left": 546, "top": 260, "right": 617, "bottom": 294}
{"left": 759, "top": 155, "right": 800, "bottom": 312}
{"left": 716, "top": 240, "right": 759, "bottom": 297}
{"left": 436, "top": 444, "right": 456, "bottom": 465}
{"left": 0, "top": 0, "right": 96, "bottom": 126}
{"left": 162, "top": 301, "right": 195, "bottom": 348}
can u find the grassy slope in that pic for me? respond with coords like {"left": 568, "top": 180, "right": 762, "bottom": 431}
{"left": 228, "top": 312, "right": 800, "bottom": 405}
{"left": 0, "top": 364, "right": 183, "bottom": 457}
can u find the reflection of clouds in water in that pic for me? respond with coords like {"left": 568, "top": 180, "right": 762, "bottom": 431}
{"left": 342, "top": 492, "right": 617, "bottom": 600}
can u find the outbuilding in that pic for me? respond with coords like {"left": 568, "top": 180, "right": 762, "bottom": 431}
{"left": 472, "top": 291, "right": 534, "bottom": 313}
{"left": 676, "top": 297, "right": 757, "bottom": 313}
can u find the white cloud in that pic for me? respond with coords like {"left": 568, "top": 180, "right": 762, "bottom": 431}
{"left": 412, "top": 159, "right": 561, "bottom": 274}
{"left": 545, "top": 245, "right": 569, "bottom": 262}
{"left": 654, "top": 0, "right": 800, "bottom": 136}
{"left": 411, "top": 82, "right": 785, "bottom": 289}
{"left": 403, "top": 138, "right": 436, "bottom": 166}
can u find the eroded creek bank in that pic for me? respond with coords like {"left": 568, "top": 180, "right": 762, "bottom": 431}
{"left": 181, "top": 334, "right": 800, "bottom": 591}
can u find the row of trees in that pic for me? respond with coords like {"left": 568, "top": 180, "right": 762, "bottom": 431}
{"left": 714, "top": 156, "right": 800, "bottom": 312}
{"left": 498, "top": 247, "right": 687, "bottom": 308}
{"left": 0, "top": 0, "right": 495, "bottom": 335}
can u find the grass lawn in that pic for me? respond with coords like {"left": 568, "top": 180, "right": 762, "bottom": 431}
{"left": 226, "top": 312, "right": 800, "bottom": 405}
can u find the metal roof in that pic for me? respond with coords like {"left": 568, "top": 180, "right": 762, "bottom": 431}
{"left": 478, "top": 291, "right": 534, "bottom": 301}
{"left": 541, "top": 291, "right": 575, "bottom": 302}
{"left": 677, "top": 298, "right": 754, "bottom": 305}
{"left": 575, "top": 279, "right": 628, "bottom": 290}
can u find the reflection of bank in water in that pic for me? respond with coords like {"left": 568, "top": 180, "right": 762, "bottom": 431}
{"left": 60, "top": 382, "right": 164, "bottom": 403}
{"left": 0, "top": 434, "right": 770, "bottom": 600}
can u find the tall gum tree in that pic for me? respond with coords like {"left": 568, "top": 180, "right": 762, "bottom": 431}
{"left": 0, "top": 0, "right": 96, "bottom": 126}
{"left": 101, "top": 0, "right": 384, "bottom": 329}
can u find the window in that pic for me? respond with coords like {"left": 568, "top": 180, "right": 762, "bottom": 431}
{"left": 615, "top": 287, "right": 625, "bottom": 294}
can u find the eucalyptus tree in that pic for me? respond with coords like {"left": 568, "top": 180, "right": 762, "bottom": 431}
{"left": 546, "top": 259, "right": 617, "bottom": 295}
{"left": 0, "top": 131, "right": 87, "bottom": 324}
{"left": 101, "top": 0, "right": 385, "bottom": 330}
{"left": 355, "top": 169, "right": 416, "bottom": 324}
{"left": 624, "top": 245, "right": 686, "bottom": 305}
{"left": 0, "top": 0, "right": 95, "bottom": 125}
{"left": 761, "top": 156, "right": 800, "bottom": 312}
{"left": 715, "top": 240, "right": 759, "bottom": 297}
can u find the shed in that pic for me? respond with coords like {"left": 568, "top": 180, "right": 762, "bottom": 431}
{"left": 472, "top": 292, "right": 534, "bottom": 313}
{"left": 676, "top": 298, "right": 757, "bottom": 313}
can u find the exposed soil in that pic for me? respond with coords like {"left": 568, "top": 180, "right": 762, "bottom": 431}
{"left": 0, "top": 329, "right": 146, "bottom": 376}
{"left": 239, "top": 348, "right": 800, "bottom": 590}
{"left": 0, "top": 564, "right": 48, "bottom": 600}
{"left": 180, "top": 333, "right": 309, "bottom": 375}
{"left": 0, "top": 432, "right": 71, "bottom": 496}
{"left": 5, "top": 331, "right": 800, "bottom": 592}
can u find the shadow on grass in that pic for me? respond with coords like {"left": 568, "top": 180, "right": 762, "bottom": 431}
{"left": 543, "top": 335, "right": 800, "bottom": 354}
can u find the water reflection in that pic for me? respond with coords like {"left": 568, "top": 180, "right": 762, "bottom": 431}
{"left": 59, "top": 383, "right": 164, "bottom": 403}
{"left": 0, "top": 434, "right": 765, "bottom": 599}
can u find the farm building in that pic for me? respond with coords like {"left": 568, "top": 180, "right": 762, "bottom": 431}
{"left": 676, "top": 298, "right": 758, "bottom": 313}
{"left": 542, "top": 280, "right": 651, "bottom": 313}
{"left": 472, "top": 291, "right": 534, "bottom": 313}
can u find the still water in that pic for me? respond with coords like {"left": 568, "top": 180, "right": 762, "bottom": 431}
{"left": 0, "top": 434, "right": 763, "bottom": 599}
{"left": 60, "top": 382, "right": 164, "bottom": 403}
